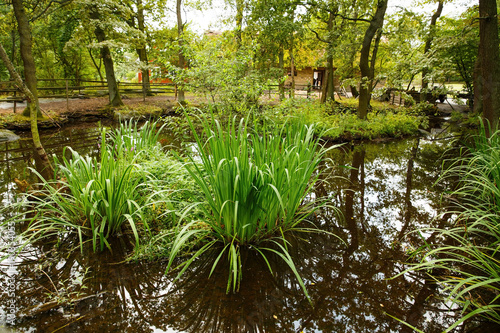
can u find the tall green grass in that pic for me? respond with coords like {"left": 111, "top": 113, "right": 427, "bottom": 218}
{"left": 401, "top": 121, "right": 500, "bottom": 331}
{"left": 110, "top": 118, "right": 166, "bottom": 160}
{"left": 2, "top": 119, "right": 164, "bottom": 253}
{"left": 53, "top": 132, "right": 145, "bottom": 251}
{"left": 166, "top": 110, "right": 339, "bottom": 296}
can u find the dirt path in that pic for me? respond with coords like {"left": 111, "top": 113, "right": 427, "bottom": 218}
{"left": 0, "top": 95, "right": 178, "bottom": 117}
{"left": 0, "top": 93, "right": 467, "bottom": 123}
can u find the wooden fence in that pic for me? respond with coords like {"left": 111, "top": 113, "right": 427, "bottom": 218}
{"left": 0, "top": 79, "right": 177, "bottom": 112}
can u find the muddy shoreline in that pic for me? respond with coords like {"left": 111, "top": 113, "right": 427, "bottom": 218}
{"left": 0, "top": 95, "right": 182, "bottom": 131}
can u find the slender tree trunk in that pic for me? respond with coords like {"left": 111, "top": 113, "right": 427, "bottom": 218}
{"left": 89, "top": 6, "right": 123, "bottom": 107}
{"left": 176, "top": 0, "right": 185, "bottom": 102}
{"left": 88, "top": 48, "right": 104, "bottom": 82}
{"left": 12, "top": 0, "right": 42, "bottom": 118}
{"left": 136, "top": 0, "right": 151, "bottom": 95}
{"left": 475, "top": 0, "right": 500, "bottom": 132}
{"left": 0, "top": 42, "right": 52, "bottom": 176}
{"left": 10, "top": 29, "right": 16, "bottom": 75}
{"left": 321, "top": 54, "right": 335, "bottom": 103}
{"left": 235, "top": 0, "right": 244, "bottom": 48}
{"left": 278, "top": 49, "right": 285, "bottom": 100}
{"left": 358, "top": 0, "right": 387, "bottom": 120}
{"left": 137, "top": 48, "right": 151, "bottom": 94}
{"left": 369, "top": 28, "right": 383, "bottom": 90}
{"left": 422, "top": 1, "right": 444, "bottom": 91}
{"left": 322, "top": 13, "right": 335, "bottom": 103}
{"left": 290, "top": 43, "right": 295, "bottom": 98}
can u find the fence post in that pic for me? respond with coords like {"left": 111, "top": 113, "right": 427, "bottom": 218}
{"left": 13, "top": 89, "right": 16, "bottom": 114}
{"left": 175, "top": 84, "right": 178, "bottom": 100}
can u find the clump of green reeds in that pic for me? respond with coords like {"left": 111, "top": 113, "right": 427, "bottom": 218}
{"left": 2, "top": 119, "right": 164, "bottom": 253}
{"left": 166, "top": 110, "right": 339, "bottom": 297}
{"left": 110, "top": 118, "right": 166, "bottom": 160}
{"left": 400, "top": 121, "right": 500, "bottom": 331}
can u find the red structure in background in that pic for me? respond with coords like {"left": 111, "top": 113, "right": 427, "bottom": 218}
{"left": 138, "top": 67, "right": 173, "bottom": 84}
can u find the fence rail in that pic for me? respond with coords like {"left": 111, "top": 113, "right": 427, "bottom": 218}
{"left": 0, "top": 79, "right": 177, "bottom": 112}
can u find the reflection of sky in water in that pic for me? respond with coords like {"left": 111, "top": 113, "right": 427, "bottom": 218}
{"left": 0, "top": 130, "right": 460, "bottom": 332}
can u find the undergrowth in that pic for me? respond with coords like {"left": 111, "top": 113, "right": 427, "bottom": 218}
{"left": 259, "top": 98, "right": 427, "bottom": 141}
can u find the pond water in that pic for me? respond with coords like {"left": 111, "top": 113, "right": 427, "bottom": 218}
{"left": 0, "top": 122, "right": 463, "bottom": 332}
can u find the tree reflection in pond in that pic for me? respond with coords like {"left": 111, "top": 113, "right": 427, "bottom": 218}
{"left": 1, "top": 133, "right": 461, "bottom": 332}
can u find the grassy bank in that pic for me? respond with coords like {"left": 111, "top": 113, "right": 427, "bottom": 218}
{"left": 259, "top": 98, "right": 427, "bottom": 142}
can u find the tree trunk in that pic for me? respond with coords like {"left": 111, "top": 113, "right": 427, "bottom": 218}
{"left": 0, "top": 42, "right": 52, "bottom": 177}
{"left": 278, "top": 49, "right": 285, "bottom": 100}
{"left": 89, "top": 6, "right": 123, "bottom": 107}
{"left": 137, "top": 48, "right": 151, "bottom": 95}
{"left": 321, "top": 55, "right": 335, "bottom": 103}
{"left": 176, "top": 0, "right": 185, "bottom": 103}
{"left": 290, "top": 44, "right": 295, "bottom": 98}
{"left": 475, "top": 0, "right": 500, "bottom": 132}
{"left": 422, "top": 1, "right": 444, "bottom": 91}
{"left": 320, "top": 13, "right": 336, "bottom": 103}
{"left": 358, "top": 0, "right": 387, "bottom": 120}
{"left": 10, "top": 29, "right": 16, "bottom": 76}
{"left": 369, "top": 28, "right": 383, "bottom": 90}
{"left": 88, "top": 48, "right": 104, "bottom": 82}
{"left": 12, "top": 0, "right": 42, "bottom": 118}
{"left": 235, "top": 0, "right": 244, "bottom": 48}
{"left": 135, "top": 0, "right": 151, "bottom": 95}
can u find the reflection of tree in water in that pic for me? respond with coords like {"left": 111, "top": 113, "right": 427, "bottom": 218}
{"left": 1, "top": 138, "right": 462, "bottom": 332}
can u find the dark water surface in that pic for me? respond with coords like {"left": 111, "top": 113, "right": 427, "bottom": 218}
{"left": 0, "top": 123, "right": 460, "bottom": 332}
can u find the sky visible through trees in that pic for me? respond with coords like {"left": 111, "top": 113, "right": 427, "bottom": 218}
{"left": 185, "top": 0, "right": 472, "bottom": 33}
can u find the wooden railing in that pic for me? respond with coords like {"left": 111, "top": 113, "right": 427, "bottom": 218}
{"left": 0, "top": 79, "right": 177, "bottom": 112}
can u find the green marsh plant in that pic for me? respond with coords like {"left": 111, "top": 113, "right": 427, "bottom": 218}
{"left": 110, "top": 118, "right": 166, "bottom": 161}
{"left": 167, "top": 110, "right": 340, "bottom": 297}
{"left": 399, "top": 121, "right": 500, "bottom": 331}
{"left": 52, "top": 133, "right": 145, "bottom": 251}
{"left": 2, "top": 119, "right": 164, "bottom": 254}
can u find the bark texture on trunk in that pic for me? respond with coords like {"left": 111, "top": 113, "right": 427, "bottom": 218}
{"left": 321, "top": 13, "right": 335, "bottom": 103}
{"left": 278, "top": 49, "right": 285, "bottom": 100}
{"left": 421, "top": 1, "right": 444, "bottom": 90}
{"left": 357, "top": 0, "right": 387, "bottom": 120}
{"left": 12, "top": 0, "right": 42, "bottom": 118}
{"left": 0, "top": 42, "right": 52, "bottom": 176}
{"left": 136, "top": 0, "right": 151, "bottom": 95}
{"left": 290, "top": 48, "right": 295, "bottom": 98}
{"left": 176, "top": 0, "right": 185, "bottom": 102}
{"left": 475, "top": 0, "right": 500, "bottom": 132}
{"left": 137, "top": 47, "right": 151, "bottom": 94}
{"left": 89, "top": 6, "right": 123, "bottom": 107}
{"left": 127, "top": 0, "right": 152, "bottom": 96}
{"left": 235, "top": 0, "right": 244, "bottom": 48}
